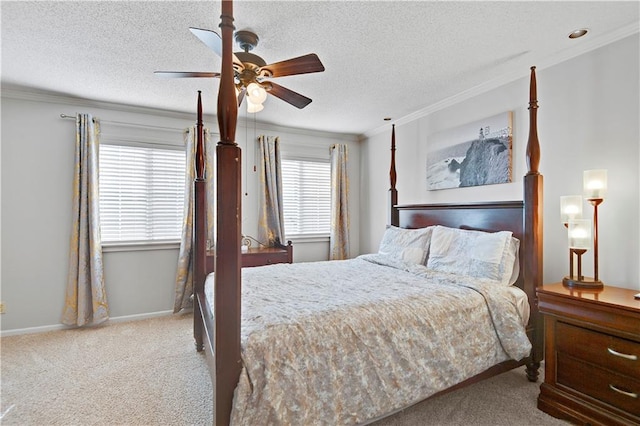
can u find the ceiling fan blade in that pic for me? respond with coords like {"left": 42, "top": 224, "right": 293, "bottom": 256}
{"left": 189, "top": 27, "right": 223, "bottom": 56}
{"left": 189, "top": 27, "right": 243, "bottom": 69}
{"left": 264, "top": 81, "right": 312, "bottom": 109}
{"left": 260, "top": 53, "right": 325, "bottom": 78}
{"left": 237, "top": 87, "right": 246, "bottom": 107}
{"left": 154, "top": 71, "right": 221, "bottom": 78}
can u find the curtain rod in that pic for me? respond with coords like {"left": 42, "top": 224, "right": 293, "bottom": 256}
{"left": 61, "top": 113, "right": 100, "bottom": 124}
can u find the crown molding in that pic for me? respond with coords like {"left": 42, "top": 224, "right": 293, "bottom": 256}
{"left": 2, "top": 85, "right": 358, "bottom": 143}
{"left": 363, "top": 22, "right": 639, "bottom": 139}
{"left": 1, "top": 85, "right": 196, "bottom": 121}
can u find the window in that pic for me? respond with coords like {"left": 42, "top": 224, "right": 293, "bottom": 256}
{"left": 99, "top": 144, "right": 186, "bottom": 244}
{"left": 281, "top": 158, "right": 331, "bottom": 237}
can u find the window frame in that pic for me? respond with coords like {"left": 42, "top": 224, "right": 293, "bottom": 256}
{"left": 280, "top": 154, "right": 332, "bottom": 242}
{"left": 98, "top": 122, "right": 187, "bottom": 252}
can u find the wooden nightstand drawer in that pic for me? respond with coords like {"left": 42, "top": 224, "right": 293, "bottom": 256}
{"left": 556, "top": 321, "right": 640, "bottom": 379}
{"left": 557, "top": 353, "right": 640, "bottom": 416}
{"left": 537, "top": 283, "right": 640, "bottom": 425}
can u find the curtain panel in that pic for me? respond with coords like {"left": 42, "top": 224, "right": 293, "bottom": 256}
{"left": 174, "top": 127, "right": 213, "bottom": 313}
{"left": 330, "top": 144, "right": 350, "bottom": 260}
{"left": 257, "top": 135, "right": 286, "bottom": 246}
{"left": 62, "top": 114, "right": 109, "bottom": 326}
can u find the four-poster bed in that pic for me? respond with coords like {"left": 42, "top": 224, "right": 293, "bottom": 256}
{"left": 192, "top": 1, "right": 544, "bottom": 424}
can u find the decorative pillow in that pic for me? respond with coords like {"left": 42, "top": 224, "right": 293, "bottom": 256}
{"left": 426, "top": 225, "right": 517, "bottom": 286}
{"left": 378, "top": 226, "right": 433, "bottom": 265}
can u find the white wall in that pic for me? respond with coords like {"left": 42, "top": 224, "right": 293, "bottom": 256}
{"left": 360, "top": 34, "right": 640, "bottom": 290}
{"left": 1, "top": 93, "right": 358, "bottom": 332}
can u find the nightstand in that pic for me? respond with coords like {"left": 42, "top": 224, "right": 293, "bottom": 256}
{"left": 537, "top": 283, "right": 640, "bottom": 425}
{"left": 206, "top": 242, "right": 293, "bottom": 273}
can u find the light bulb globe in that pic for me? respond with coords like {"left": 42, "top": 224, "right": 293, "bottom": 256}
{"left": 246, "top": 82, "right": 267, "bottom": 104}
{"left": 247, "top": 98, "right": 264, "bottom": 113}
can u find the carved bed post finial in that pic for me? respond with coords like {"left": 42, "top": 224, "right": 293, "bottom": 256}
{"left": 218, "top": 0, "right": 238, "bottom": 146}
{"left": 526, "top": 66, "right": 540, "bottom": 175}
{"left": 195, "top": 91, "right": 205, "bottom": 180}
{"left": 389, "top": 124, "right": 399, "bottom": 226}
{"left": 194, "top": 90, "right": 206, "bottom": 297}
{"left": 390, "top": 124, "right": 397, "bottom": 190}
{"left": 523, "top": 65, "right": 544, "bottom": 379}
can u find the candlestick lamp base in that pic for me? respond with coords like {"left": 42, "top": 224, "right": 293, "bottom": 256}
{"left": 562, "top": 276, "right": 604, "bottom": 289}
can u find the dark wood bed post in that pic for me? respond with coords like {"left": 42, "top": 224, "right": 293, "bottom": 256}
{"left": 524, "top": 66, "right": 544, "bottom": 381}
{"left": 389, "top": 124, "right": 399, "bottom": 226}
{"left": 194, "top": 91, "right": 206, "bottom": 351}
{"left": 215, "top": 0, "right": 242, "bottom": 424}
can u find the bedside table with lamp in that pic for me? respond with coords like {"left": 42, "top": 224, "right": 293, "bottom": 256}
{"left": 537, "top": 169, "right": 640, "bottom": 425}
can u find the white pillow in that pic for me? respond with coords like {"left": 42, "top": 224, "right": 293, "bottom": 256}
{"left": 378, "top": 226, "right": 433, "bottom": 265}
{"left": 506, "top": 236, "right": 521, "bottom": 286}
{"left": 426, "top": 225, "right": 517, "bottom": 286}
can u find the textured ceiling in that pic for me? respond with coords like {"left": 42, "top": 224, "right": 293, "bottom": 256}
{"left": 2, "top": 1, "right": 638, "bottom": 136}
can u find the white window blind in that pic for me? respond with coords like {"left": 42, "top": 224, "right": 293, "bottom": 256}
{"left": 99, "top": 144, "right": 186, "bottom": 243}
{"left": 281, "top": 158, "right": 331, "bottom": 236}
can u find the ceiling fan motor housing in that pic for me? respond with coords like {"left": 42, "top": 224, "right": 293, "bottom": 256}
{"left": 235, "top": 52, "right": 267, "bottom": 68}
{"left": 235, "top": 30, "right": 259, "bottom": 52}
{"left": 234, "top": 30, "right": 268, "bottom": 82}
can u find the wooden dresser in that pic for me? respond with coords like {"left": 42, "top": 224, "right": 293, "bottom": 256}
{"left": 537, "top": 283, "right": 640, "bottom": 425}
{"left": 206, "top": 242, "right": 293, "bottom": 273}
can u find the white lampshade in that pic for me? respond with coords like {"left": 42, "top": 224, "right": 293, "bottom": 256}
{"left": 560, "top": 195, "right": 583, "bottom": 224}
{"left": 583, "top": 169, "right": 607, "bottom": 200}
{"left": 246, "top": 98, "right": 264, "bottom": 113}
{"left": 568, "top": 219, "right": 592, "bottom": 250}
{"left": 246, "top": 82, "right": 267, "bottom": 104}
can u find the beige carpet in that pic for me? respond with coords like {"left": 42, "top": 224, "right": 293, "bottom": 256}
{"left": 1, "top": 314, "right": 567, "bottom": 425}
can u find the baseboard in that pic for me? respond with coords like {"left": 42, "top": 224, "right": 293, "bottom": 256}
{"left": 0, "top": 310, "right": 173, "bottom": 337}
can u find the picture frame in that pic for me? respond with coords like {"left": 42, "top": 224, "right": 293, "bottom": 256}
{"left": 426, "top": 111, "right": 513, "bottom": 190}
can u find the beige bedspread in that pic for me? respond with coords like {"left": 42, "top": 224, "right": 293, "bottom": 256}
{"left": 205, "top": 254, "right": 531, "bottom": 425}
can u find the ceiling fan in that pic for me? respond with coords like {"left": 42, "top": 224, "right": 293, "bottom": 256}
{"left": 155, "top": 28, "right": 325, "bottom": 110}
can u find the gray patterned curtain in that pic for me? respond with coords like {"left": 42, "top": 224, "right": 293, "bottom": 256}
{"left": 62, "top": 114, "right": 109, "bottom": 326}
{"left": 257, "top": 135, "right": 285, "bottom": 246}
{"left": 174, "top": 127, "right": 213, "bottom": 313}
{"left": 330, "top": 144, "right": 350, "bottom": 260}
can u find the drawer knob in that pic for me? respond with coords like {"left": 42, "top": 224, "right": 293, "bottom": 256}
{"left": 609, "top": 384, "right": 638, "bottom": 399}
{"left": 607, "top": 347, "right": 638, "bottom": 361}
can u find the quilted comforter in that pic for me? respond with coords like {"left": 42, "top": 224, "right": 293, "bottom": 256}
{"left": 205, "top": 254, "right": 531, "bottom": 425}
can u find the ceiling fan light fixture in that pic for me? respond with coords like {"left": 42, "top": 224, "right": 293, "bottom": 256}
{"left": 247, "top": 82, "right": 267, "bottom": 104}
{"left": 247, "top": 98, "right": 264, "bottom": 113}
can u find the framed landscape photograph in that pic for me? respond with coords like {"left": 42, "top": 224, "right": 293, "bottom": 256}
{"left": 426, "top": 111, "right": 513, "bottom": 190}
